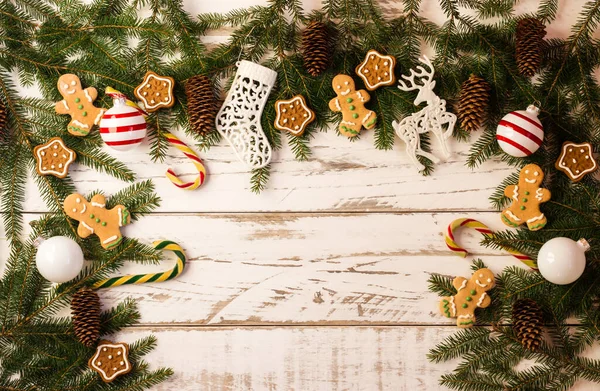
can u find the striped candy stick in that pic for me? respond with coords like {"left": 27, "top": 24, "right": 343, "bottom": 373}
{"left": 164, "top": 132, "right": 207, "bottom": 190}
{"left": 445, "top": 218, "right": 537, "bottom": 270}
{"left": 92, "top": 240, "right": 186, "bottom": 289}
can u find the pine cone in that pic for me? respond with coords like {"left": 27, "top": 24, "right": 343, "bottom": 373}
{"left": 302, "top": 21, "right": 331, "bottom": 77}
{"left": 71, "top": 288, "right": 101, "bottom": 348}
{"left": 185, "top": 75, "right": 218, "bottom": 136}
{"left": 516, "top": 18, "right": 546, "bottom": 77}
{"left": 457, "top": 74, "right": 491, "bottom": 132}
{"left": 512, "top": 298, "right": 543, "bottom": 351}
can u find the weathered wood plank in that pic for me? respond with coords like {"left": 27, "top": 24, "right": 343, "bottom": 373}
{"left": 3, "top": 212, "right": 532, "bottom": 325}
{"left": 120, "top": 326, "right": 600, "bottom": 391}
{"left": 23, "top": 132, "right": 514, "bottom": 213}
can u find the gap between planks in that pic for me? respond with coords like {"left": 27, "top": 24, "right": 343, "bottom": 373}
{"left": 15, "top": 210, "right": 501, "bottom": 215}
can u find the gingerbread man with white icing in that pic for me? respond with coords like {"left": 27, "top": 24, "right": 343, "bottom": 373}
{"left": 439, "top": 268, "right": 495, "bottom": 328}
{"left": 329, "top": 75, "right": 377, "bottom": 137}
{"left": 502, "top": 163, "right": 551, "bottom": 231}
{"left": 63, "top": 193, "right": 130, "bottom": 250}
{"left": 55, "top": 74, "right": 106, "bottom": 137}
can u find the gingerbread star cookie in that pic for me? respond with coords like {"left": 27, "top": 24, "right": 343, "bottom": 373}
{"left": 355, "top": 50, "right": 396, "bottom": 91}
{"left": 134, "top": 71, "right": 175, "bottom": 113}
{"left": 89, "top": 340, "right": 132, "bottom": 382}
{"left": 274, "top": 95, "right": 315, "bottom": 136}
{"left": 33, "top": 137, "right": 76, "bottom": 178}
{"left": 555, "top": 141, "right": 598, "bottom": 182}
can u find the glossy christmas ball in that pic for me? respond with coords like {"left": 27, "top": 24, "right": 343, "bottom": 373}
{"left": 99, "top": 89, "right": 147, "bottom": 151}
{"left": 537, "top": 237, "right": 589, "bottom": 285}
{"left": 35, "top": 236, "right": 84, "bottom": 283}
{"left": 496, "top": 105, "right": 543, "bottom": 157}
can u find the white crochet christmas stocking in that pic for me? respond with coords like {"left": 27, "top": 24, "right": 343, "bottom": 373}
{"left": 215, "top": 60, "right": 277, "bottom": 169}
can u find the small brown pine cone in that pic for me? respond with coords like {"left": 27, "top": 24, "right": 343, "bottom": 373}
{"left": 512, "top": 298, "right": 543, "bottom": 351}
{"left": 516, "top": 18, "right": 546, "bottom": 77}
{"left": 185, "top": 75, "right": 219, "bottom": 136}
{"left": 302, "top": 21, "right": 331, "bottom": 77}
{"left": 457, "top": 74, "right": 491, "bottom": 132}
{"left": 71, "top": 287, "right": 101, "bottom": 348}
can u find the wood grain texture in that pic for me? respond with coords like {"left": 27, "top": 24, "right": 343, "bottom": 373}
{"left": 122, "top": 326, "right": 600, "bottom": 391}
{"left": 7, "top": 0, "right": 599, "bottom": 389}
{"left": 5, "top": 212, "right": 528, "bottom": 325}
{"left": 23, "top": 132, "right": 513, "bottom": 213}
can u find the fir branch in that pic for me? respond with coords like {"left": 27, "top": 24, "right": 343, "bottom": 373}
{"left": 428, "top": 273, "right": 456, "bottom": 297}
{"left": 250, "top": 165, "right": 271, "bottom": 193}
{"left": 428, "top": 327, "right": 492, "bottom": 363}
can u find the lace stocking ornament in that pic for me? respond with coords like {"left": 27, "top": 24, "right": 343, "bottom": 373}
{"left": 215, "top": 61, "right": 277, "bottom": 169}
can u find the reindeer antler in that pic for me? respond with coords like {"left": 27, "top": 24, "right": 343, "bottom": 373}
{"left": 397, "top": 55, "right": 435, "bottom": 91}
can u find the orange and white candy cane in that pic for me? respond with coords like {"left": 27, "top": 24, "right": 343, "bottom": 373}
{"left": 164, "top": 132, "right": 207, "bottom": 190}
{"left": 445, "top": 218, "right": 537, "bottom": 270}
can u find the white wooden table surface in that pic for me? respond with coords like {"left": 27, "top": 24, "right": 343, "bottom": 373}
{"left": 6, "top": 0, "right": 599, "bottom": 390}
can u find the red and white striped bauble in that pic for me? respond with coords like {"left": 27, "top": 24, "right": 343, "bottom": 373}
{"left": 496, "top": 105, "right": 543, "bottom": 157}
{"left": 99, "top": 92, "right": 147, "bottom": 152}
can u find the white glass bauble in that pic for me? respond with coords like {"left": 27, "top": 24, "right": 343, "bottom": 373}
{"left": 537, "top": 237, "right": 589, "bottom": 285}
{"left": 35, "top": 236, "right": 84, "bottom": 283}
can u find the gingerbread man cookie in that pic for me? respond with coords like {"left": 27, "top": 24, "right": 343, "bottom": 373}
{"left": 63, "top": 193, "right": 130, "bottom": 250}
{"left": 89, "top": 340, "right": 132, "bottom": 382}
{"left": 329, "top": 75, "right": 377, "bottom": 137}
{"left": 502, "top": 163, "right": 551, "bottom": 231}
{"left": 439, "top": 268, "right": 495, "bottom": 328}
{"left": 55, "top": 74, "right": 106, "bottom": 137}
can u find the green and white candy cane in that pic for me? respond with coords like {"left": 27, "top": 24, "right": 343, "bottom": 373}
{"left": 93, "top": 240, "right": 186, "bottom": 289}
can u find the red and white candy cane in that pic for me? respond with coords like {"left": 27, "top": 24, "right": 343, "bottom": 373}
{"left": 164, "top": 132, "right": 207, "bottom": 190}
{"left": 445, "top": 218, "right": 537, "bottom": 270}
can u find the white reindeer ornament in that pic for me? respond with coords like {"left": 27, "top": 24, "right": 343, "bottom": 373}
{"left": 392, "top": 55, "right": 456, "bottom": 171}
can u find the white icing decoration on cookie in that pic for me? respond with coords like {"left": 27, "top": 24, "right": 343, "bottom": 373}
{"left": 475, "top": 280, "right": 488, "bottom": 288}
{"left": 505, "top": 210, "right": 521, "bottom": 221}
{"left": 535, "top": 188, "right": 543, "bottom": 201}
{"left": 526, "top": 214, "right": 544, "bottom": 223}
{"left": 81, "top": 221, "right": 94, "bottom": 233}
{"left": 476, "top": 292, "right": 487, "bottom": 307}
{"left": 362, "top": 111, "right": 373, "bottom": 124}
{"left": 91, "top": 202, "right": 105, "bottom": 208}
{"left": 71, "top": 120, "right": 89, "bottom": 129}
{"left": 457, "top": 279, "right": 467, "bottom": 291}
{"left": 94, "top": 109, "right": 105, "bottom": 125}
{"left": 103, "top": 235, "right": 118, "bottom": 244}
{"left": 84, "top": 90, "right": 92, "bottom": 102}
